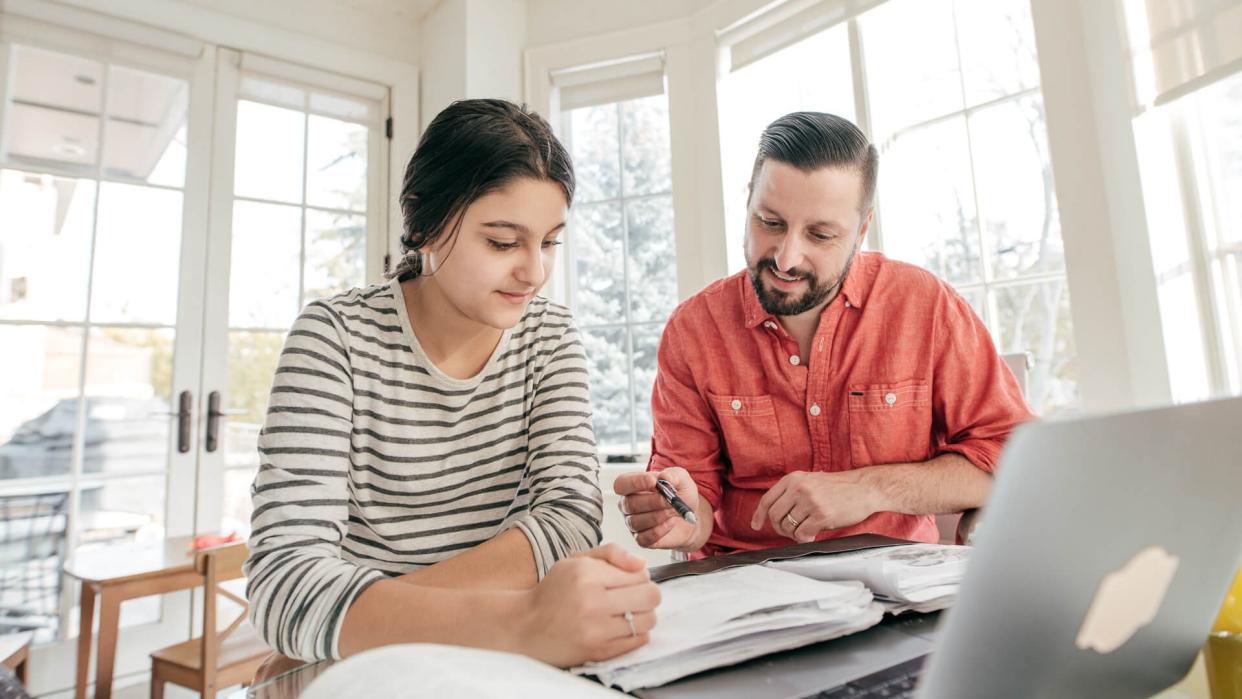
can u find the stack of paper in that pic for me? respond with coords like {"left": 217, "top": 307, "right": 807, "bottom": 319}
{"left": 765, "top": 543, "right": 970, "bottom": 614}
{"left": 573, "top": 565, "right": 883, "bottom": 691}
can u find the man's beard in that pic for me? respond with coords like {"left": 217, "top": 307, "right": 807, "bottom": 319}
{"left": 747, "top": 245, "right": 859, "bottom": 317}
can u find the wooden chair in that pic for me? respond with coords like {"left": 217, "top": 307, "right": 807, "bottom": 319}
{"left": 0, "top": 631, "right": 32, "bottom": 687}
{"left": 149, "top": 544, "right": 269, "bottom": 698}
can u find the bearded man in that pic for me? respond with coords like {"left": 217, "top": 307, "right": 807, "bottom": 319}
{"left": 615, "top": 112, "right": 1034, "bottom": 556}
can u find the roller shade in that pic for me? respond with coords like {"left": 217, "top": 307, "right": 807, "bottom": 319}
{"left": 1126, "top": 0, "right": 1242, "bottom": 107}
{"left": 549, "top": 52, "right": 665, "bottom": 111}
{"left": 238, "top": 53, "right": 386, "bottom": 126}
{"left": 719, "top": 0, "right": 883, "bottom": 73}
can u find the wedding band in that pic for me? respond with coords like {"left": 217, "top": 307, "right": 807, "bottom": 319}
{"left": 784, "top": 513, "right": 801, "bottom": 528}
{"left": 624, "top": 610, "right": 636, "bottom": 637}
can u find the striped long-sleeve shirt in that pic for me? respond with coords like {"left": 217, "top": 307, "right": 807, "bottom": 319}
{"left": 243, "top": 278, "right": 603, "bottom": 661}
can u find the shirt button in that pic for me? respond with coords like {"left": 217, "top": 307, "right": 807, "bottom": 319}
{"left": 884, "top": 392, "right": 897, "bottom": 405}
{"left": 789, "top": 355, "right": 800, "bottom": 366}
{"left": 730, "top": 399, "right": 742, "bottom": 411}
{"left": 810, "top": 404, "right": 821, "bottom": 416}
{"left": 764, "top": 321, "right": 777, "bottom": 329}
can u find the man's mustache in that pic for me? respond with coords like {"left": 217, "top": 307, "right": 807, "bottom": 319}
{"left": 756, "top": 258, "right": 814, "bottom": 282}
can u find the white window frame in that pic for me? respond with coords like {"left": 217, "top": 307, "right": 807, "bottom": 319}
{"left": 0, "top": 9, "right": 209, "bottom": 694}
{"left": 526, "top": 0, "right": 1185, "bottom": 414}
{"left": 0, "top": 1, "right": 416, "bottom": 694}
{"left": 195, "top": 47, "right": 392, "bottom": 533}
{"left": 556, "top": 84, "right": 675, "bottom": 456}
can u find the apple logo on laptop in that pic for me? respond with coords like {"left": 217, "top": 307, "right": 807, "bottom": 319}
{"left": 1075, "top": 546, "right": 1180, "bottom": 653}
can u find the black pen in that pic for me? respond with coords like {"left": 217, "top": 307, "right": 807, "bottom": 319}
{"left": 655, "top": 479, "right": 698, "bottom": 525}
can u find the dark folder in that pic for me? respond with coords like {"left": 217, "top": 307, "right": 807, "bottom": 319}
{"left": 649, "top": 533, "right": 915, "bottom": 583}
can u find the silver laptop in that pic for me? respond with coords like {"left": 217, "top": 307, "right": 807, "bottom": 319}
{"left": 640, "top": 395, "right": 1242, "bottom": 699}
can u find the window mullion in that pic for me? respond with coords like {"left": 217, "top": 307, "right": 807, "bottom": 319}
{"left": 949, "top": 0, "right": 994, "bottom": 331}
{"left": 848, "top": 17, "right": 885, "bottom": 253}
{"left": 1171, "top": 108, "right": 1230, "bottom": 395}
{"left": 616, "top": 101, "right": 639, "bottom": 454}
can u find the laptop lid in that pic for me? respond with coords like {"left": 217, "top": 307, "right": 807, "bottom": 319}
{"left": 918, "top": 396, "right": 1242, "bottom": 698}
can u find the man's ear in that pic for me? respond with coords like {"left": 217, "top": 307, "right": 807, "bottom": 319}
{"left": 857, "top": 208, "right": 875, "bottom": 248}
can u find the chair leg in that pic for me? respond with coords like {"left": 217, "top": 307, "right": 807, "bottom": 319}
{"left": 149, "top": 675, "right": 165, "bottom": 699}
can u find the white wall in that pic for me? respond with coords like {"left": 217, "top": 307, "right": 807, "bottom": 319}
{"left": 419, "top": 0, "right": 470, "bottom": 129}
{"left": 52, "top": 0, "right": 423, "bottom": 68}
{"left": 172, "top": 0, "right": 424, "bottom": 65}
{"left": 420, "top": 0, "right": 528, "bottom": 130}
{"left": 466, "top": 0, "right": 527, "bottom": 103}
{"left": 525, "top": 0, "right": 715, "bottom": 47}
{"left": 1031, "top": 0, "right": 1173, "bottom": 412}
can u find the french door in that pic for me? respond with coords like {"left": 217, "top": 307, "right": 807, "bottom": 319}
{"left": 0, "top": 14, "right": 388, "bottom": 696}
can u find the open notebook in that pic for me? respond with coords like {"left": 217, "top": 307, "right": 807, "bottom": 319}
{"left": 574, "top": 536, "right": 972, "bottom": 692}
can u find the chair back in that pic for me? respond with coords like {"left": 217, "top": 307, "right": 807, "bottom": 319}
{"left": 1000, "top": 351, "right": 1033, "bottom": 402}
{"left": 193, "top": 543, "right": 249, "bottom": 689}
{"left": 0, "top": 491, "right": 68, "bottom": 636}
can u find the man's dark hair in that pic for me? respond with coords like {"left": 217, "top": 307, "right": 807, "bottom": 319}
{"left": 392, "top": 98, "right": 574, "bottom": 280}
{"left": 747, "top": 111, "right": 878, "bottom": 213}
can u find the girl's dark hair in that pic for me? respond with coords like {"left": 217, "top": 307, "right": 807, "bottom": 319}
{"left": 391, "top": 99, "right": 575, "bottom": 280}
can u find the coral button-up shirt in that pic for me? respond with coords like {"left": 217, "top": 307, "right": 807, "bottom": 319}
{"left": 647, "top": 252, "right": 1034, "bottom": 556}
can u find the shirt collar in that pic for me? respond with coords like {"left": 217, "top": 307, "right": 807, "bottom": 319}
{"left": 741, "top": 251, "right": 876, "bottom": 329}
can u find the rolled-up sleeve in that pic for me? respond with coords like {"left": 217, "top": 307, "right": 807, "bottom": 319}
{"left": 647, "top": 308, "right": 727, "bottom": 512}
{"left": 511, "top": 319, "right": 603, "bottom": 578}
{"left": 931, "top": 290, "right": 1036, "bottom": 473}
{"left": 244, "top": 303, "right": 385, "bottom": 661}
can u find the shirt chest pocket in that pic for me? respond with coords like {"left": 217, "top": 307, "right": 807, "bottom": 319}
{"left": 847, "top": 380, "right": 933, "bottom": 467}
{"left": 707, "top": 393, "right": 787, "bottom": 478}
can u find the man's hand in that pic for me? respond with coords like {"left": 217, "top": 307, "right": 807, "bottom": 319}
{"left": 613, "top": 468, "right": 703, "bottom": 550}
{"left": 750, "top": 469, "right": 884, "bottom": 543}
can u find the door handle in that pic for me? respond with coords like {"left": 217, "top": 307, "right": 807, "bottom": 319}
{"left": 175, "top": 390, "right": 192, "bottom": 453}
{"left": 205, "top": 391, "right": 245, "bottom": 453}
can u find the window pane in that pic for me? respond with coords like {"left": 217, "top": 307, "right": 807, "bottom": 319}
{"left": 580, "top": 326, "right": 631, "bottom": 449}
{"left": 877, "top": 117, "right": 982, "bottom": 285}
{"left": 970, "top": 95, "right": 1063, "bottom": 280}
{"left": 569, "top": 104, "right": 620, "bottom": 203}
{"left": 234, "top": 101, "right": 305, "bottom": 204}
{"left": 0, "top": 325, "right": 83, "bottom": 481}
{"left": 82, "top": 328, "right": 174, "bottom": 476}
{"left": 224, "top": 330, "right": 284, "bottom": 470}
{"left": 861, "top": 0, "right": 963, "bottom": 139}
{"left": 959, "top": 288, "right": 986, "bottom": 321}
{"left": 229, "top": 200, "right": 301, "bottom": 328}
{"left": 1203, "top": 74, "right": 1242, "bottom": 250}
{"left": 992, "top": 280, "right": 1078, "bottom": 414}
{"left": 304, "top": 209, "right": 366, "bottom": 305}
{"left": 91, "top": 183, "right": 183, "bottom": 324}
{"left": 78, "top": 474, "right": 166, "bottom": 545}
{"left": 954, "top": 0, "right": 1042, "bottom": 107}
{"left": 1214, "top": 255, "right": 1242, "bottom": 394}
{"left": 1157, "top": 271, "right": 1213, "bottom": 403}
{"left": 621, "top": 94, "right": 672, "bottom": 196}
{"left": 631, "top": 323, "right": 662, "bottom": 446}
{"left": 6, "top": 46, "right": 102, "bottom": 169}
{"left": 306, "top": 115, "right": 367, "bottom": 211}
{"left": 103, "top": 66, "right": 189, "bottom": 188}
{"left": 717, "top": 24, "right": 855, "bottom": 274}
{"left": 222, "top": 467, "right": 257, "bottom": 535}
{"left": 0, "top": 170, "right": 94, "bottom": 322}
{"left": 570, "top": 202, "right": 625, "bottom": 325}
{"left": 625, "top": 196, "right": 677, "bottom": 322}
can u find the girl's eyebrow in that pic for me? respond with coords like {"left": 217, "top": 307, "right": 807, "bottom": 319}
{"left": 481, "top": 220, "right": 567, "bottom": 236}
